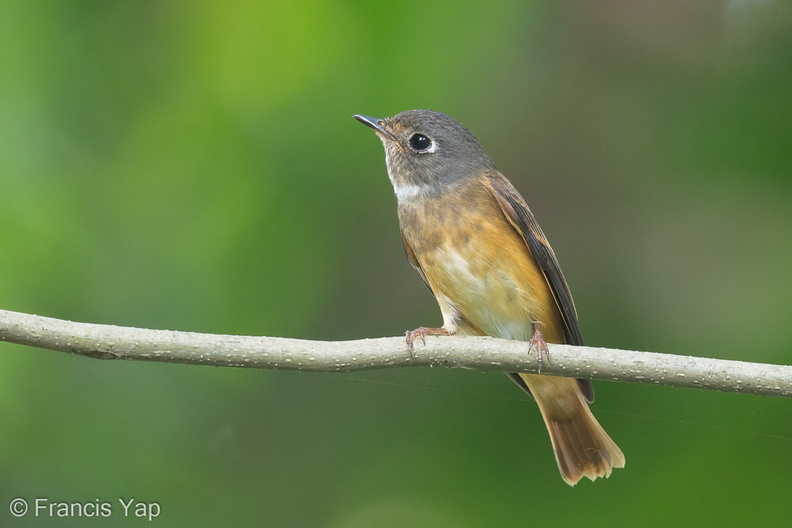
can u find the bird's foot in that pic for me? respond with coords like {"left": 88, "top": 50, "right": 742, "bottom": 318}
{"left": 405, "top": 327, "right": 449, "bottom": 360}
{"left": 528, "top": 327, "right": 550, "bottom": 374}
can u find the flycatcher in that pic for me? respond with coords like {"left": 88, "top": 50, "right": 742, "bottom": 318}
{"left": 354, "top": 109, "right": 624, "bottom": 485}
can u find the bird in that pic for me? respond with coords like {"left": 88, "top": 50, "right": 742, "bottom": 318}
{"left": 354, "top": 109, "right": 624, "bottom": 485}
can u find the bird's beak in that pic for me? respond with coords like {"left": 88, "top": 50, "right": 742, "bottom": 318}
{"left": 353, "top": 114, "right": 396, "bottom": 141}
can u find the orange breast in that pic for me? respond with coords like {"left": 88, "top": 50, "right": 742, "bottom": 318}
{"left": 399, "top": 179, "right": 564, "bottom": 343}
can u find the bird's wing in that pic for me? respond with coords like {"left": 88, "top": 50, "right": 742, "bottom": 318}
{"left": 484, "top": 172, "right": 594, "bottom": 402}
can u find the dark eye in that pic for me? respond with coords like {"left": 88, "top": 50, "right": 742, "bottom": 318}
{"left": 408, "top": 133, "right": 433, "bottom": 152}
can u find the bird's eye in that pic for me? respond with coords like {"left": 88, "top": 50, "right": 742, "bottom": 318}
{"left": 408, "top": 133, "right": 433, "bottom": 152}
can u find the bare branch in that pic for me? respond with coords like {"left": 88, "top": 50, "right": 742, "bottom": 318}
{"left": 1, "top": 309, "right": 790, "bottom": 397}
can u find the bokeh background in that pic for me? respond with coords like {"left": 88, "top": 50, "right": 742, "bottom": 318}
{"left": 2, "top": 1, "right": 791, "bottom": 526}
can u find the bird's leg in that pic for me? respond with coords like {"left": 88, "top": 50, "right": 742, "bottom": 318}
{"left": 528, "top": 323, "right": 550, "bottom": 374}
{"left": 405, "top": 327, "right": 449, "bottom": 360}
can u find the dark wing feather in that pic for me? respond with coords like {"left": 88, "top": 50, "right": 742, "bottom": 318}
{"left": 485, "top": 173, "right": 594, "bottom": 402}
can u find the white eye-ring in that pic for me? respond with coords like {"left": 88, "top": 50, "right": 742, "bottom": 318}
{"left": 408, "top": 133, "right": 437, "bottom": 153}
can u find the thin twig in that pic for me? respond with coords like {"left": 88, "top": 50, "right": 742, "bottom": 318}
{"left": 1, "top": 309, "right": 790, "bottom": 397}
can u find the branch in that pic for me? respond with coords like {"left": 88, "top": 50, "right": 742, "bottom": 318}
{"left": 1, "top": 309, "right": 790, "bottom": 398}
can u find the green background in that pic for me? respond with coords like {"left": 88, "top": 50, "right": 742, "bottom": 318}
{"left": 2, "top": 1, "right": 791, "bottom": 526}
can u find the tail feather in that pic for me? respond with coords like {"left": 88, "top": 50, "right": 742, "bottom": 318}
{"left": 544, "top": 404, "right": 625, "bottom": 485}
{"left": 520, "top": 373, "right": 625, "bottom": 485}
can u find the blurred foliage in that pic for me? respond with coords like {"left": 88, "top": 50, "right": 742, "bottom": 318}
{"left": 2, "top": 0, "right": 792, "bottom": 526}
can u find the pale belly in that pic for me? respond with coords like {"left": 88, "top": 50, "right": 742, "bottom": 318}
{"left": 422, "top": 245, "right": 549, "bottom": 342}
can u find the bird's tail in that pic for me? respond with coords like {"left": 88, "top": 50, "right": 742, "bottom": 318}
{"left": 520, "top": 373, "right": 625, "bottom": 486}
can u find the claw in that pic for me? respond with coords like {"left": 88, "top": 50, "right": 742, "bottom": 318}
{"left": 405, "top": 327, "right": 449, "bottom": 360}
{"left": 528, "top": 326, "right": 550, "bottom": 374}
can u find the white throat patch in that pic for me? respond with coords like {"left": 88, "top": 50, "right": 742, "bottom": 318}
{"left": 391, "top": 182, "right": 430, "bottom": 201}
{"left": 384, "top": 150, "right": 431, "bottom": 202}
